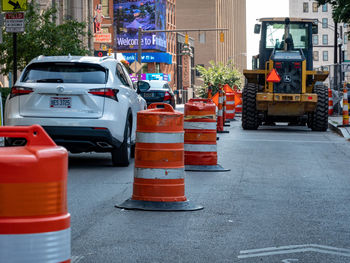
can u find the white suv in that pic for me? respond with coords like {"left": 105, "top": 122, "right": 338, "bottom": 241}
{"left": 4, "top": 55, "right": 146, "bottom": 166}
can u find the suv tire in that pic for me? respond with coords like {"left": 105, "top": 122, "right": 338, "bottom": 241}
{"left": 111, "top": 117, "right": 131, "bottom": 167}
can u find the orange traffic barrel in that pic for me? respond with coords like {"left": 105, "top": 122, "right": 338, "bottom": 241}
{"left": 225, "top": 92, "right": 236, "bottom": 120}
{"left": 328, "top": 88, "right": 334, "bottom": 116}
{"left": 116, "top": 103, "right": 203, "bottom": 211}
{"left": 217, "top": 88, "right": 229, "bottom": 134}
{"left": 235, "top": 90, "right": 242, "bottom": 113}
{"left": 0, "top": 125, "right": 70, "bottom": 263}
{"left": 184, "top": 99, "right": 230, "bottom": 172}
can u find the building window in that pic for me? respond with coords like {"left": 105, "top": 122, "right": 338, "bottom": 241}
{"left": 312, "top": 2, "right": 318, "bottom": 12}
{"left": 322, "top": 4, "right": 327, "bottom": 12}
{"left": 322, "top": 34, "right": 328, "bottom": 45}
{"left": 101, "top": 0, "right": 109, "bottom": 17}
{"left": 323, "top": 51, "right": 328, "bottom": 61}
{"left": 344, "top": 51, "right": 348, "bottom": 61}
{"left": 313, "top": 51, "right": 319, "bottom": 61}
{"left": 303, "top": 2, "right": 309, "bottom": 12}
{"left": 322, "top": 18, "right": 328, "bottom": 28}
{"left": 313, "top": 35, "right": 319, "bottom": 45}
{"left": 344, "top": 33, "right": 348, "bottom": 44}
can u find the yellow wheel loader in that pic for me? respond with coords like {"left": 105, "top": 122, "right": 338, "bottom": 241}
{"left": 243, "top": 17, "right": 329, "bottom": 131}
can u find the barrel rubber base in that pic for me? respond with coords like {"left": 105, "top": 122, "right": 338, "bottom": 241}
{"left": 217, "top": 130, "right": 229, "bottom": 133}
{"left": 116, "top": 199, "right": 203, "bottom": 211}
{"left": 185, "top": 164, "right": 230, "bottom": 172}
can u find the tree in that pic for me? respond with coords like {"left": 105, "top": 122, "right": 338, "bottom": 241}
{"left": 316, "top": 0, "right": 350, "bottom": 23}
{"left": 0, "top": 1, "right": 90, "bottom": 75}
{"left": 196, "top": 60, "right": 242, "bottom": 98}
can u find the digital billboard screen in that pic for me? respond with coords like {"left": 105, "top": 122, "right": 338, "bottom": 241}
{"left": 114, "top": 0, "right": 167, "bottom": 51}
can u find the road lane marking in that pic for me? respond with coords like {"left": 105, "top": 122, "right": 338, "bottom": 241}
{"left": 231, "top": 139, "right": 345, "bottom": 144}
{"left": 238, "top": 244, "right": 350, "bottom": 259}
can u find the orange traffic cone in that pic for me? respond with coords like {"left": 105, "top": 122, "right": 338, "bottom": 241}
{"left": 117, "top": 103, "right": 203, "bottom": 211}
{"left": 217, "top": 87, "right": 229, "bottom": 133}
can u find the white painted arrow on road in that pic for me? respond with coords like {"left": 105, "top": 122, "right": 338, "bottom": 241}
{"left": 238, "top": 244, "right": 350, "bottom": 259}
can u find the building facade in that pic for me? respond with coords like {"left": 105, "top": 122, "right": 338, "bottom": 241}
{"left": 176, "top": 0, "right": 247, "bottom": 86}
{"left": 289, "top": 0, "right": 349, "bottom": 87}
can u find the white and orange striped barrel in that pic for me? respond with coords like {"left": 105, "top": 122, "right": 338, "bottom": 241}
{"left": 223, "top": 92, "right": 227, "bottom": 121}
{"left": 0, "top": 125, "right": 70, "bottom": 263}
{"left": 225, "top": 92, "right": 236, "bottom": 119}
{"left": 217, "top": 89, "right": 224, "bottom": 132}
{"left": 328, "top": 88, "right": 334, "bottom": 116}
{"left": 343, "top": 83, "right": 349, "bottom": 125}
{"left": 184, "top": 99, "right": 217, "bottom": 166}
{"left": 133, "top": 103, "right": 186, "bottom": 202}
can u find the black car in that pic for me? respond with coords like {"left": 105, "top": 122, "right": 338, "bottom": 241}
{"left": 137, "top": 80, "right": 176, "bottom": 109}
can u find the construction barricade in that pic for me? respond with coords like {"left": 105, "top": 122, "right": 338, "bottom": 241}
{"left": 184, "top": 99, "right": 230, "bottom": 172}
{"left": 234, "top": 89, "right": 242, "bottom": 114}
{"left": 328, "top": 88, "right": 334, "bottom": 116}
{"left": 117, "top": 103, "right": 203, "bottom": 211}
{"left": 225, "top": 92, "right": 236, "bottom": 120}
{"left": 343, "top": 83, "right": 349, "bottom": 126}
{"left": 0, "top": 125, "right": 70, "bottom": 263}
{"left": 217, "top": 87, "right": 229, "bottom": 133}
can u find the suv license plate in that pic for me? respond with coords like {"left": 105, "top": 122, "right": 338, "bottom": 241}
{"left": 50, "top": 97, "right": 72, "bottom": 108}
{"left": 143, "top": 93, "right": 153, "bottom": 98}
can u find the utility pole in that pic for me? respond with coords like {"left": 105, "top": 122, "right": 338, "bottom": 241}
{"left": 339, "top": 26, "right": 344, "bottom": 82}
{"left": 334, "top": 21, "right": 338, "bottom": 94}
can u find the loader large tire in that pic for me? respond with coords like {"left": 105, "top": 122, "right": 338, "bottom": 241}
{"left": 311, "top": 85, "right": 328, "bottom": 131}
{"left": 242, "top": 83, "right": 259, "bottom": 130}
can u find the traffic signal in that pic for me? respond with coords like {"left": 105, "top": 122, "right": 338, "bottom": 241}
{"left": 185, "top": 33, "right": 189, "bottom": 44}
{"left": 220, "top": 32, "right": 224, "bottom": 43}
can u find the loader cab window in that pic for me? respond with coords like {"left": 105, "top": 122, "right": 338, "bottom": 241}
{"left": 265, "top": 22, "right": 309, "bottom": 50}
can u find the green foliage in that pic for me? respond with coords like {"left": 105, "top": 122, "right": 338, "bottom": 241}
{"left": 196, "top": 60, "right": 242, "bottom": 98}
{"left": 0, "top": 1, "right": 90, "bottom": 76}
{"left": 316, "top": 0, "right": 350, "bottom": 24}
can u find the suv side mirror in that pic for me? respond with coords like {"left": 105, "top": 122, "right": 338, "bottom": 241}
{"left": 254, "top": 24, "right": 261, "bottom": 34}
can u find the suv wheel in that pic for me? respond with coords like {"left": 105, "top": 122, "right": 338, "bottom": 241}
{"left": 111, "top": 118, "right": 131, "bottom": 167}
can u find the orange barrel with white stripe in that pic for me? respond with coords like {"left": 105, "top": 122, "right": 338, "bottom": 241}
{"left": 226, "top": 92, "right": 236, "bottom": 120}
{"left": 184, "top": 98, "right": 217, "bottom": 166}
{"left": 0, "top": 125, "right": 70, "bottom": 263}
{"left": 235, "top": 90, "right": 242, "bottom": 113}
{"left": 328, "top": 88, "right": 334, "bottom": 116}
{"left": 217, "top": 89, "right": 224, "bottom": 132}
{"left": 116, "top": 103, "right": 203, "bottom": 211}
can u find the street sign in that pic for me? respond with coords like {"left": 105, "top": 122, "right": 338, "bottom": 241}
{"left": 5, "top": 12, "right": 24, "bottom": 33}
{"left": 342, "top": 62, "right": 350, "bottom": 72}
{"left": 130, "top": 61, "right": 142, "bottom": 73}
{"left": 1, "top": 0, "right": 27, "bottom": 11}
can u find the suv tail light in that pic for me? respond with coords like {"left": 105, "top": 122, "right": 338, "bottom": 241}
{"left": 89, "top": 88, "right": 119, "bottom": 101}
{"left": 10, "top": 86, "right": 34, "bottom": 99}
{"left": 163, "top": 91, "right": 171, "bottom": 101}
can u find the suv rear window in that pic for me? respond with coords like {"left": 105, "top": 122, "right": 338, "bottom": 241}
{"left": 21, "top": 62, "right": 107, "bottom": 84}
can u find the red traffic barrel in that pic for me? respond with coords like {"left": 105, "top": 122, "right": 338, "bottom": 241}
{"left": 0, "top": 125, "right": 70, "bottom": 263}
{"left": 116, "top": 103, "right": 203, "bottom": 211}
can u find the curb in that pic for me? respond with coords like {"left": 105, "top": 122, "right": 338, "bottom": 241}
{"left": 328, "top": 120, "right": 350, "bottom": 140}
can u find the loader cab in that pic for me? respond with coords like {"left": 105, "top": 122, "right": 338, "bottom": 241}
{"left": 253, "top": 18, "right": 317, "bottom": 71}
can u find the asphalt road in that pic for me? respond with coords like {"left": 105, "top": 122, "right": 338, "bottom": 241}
{"left": 69, "top": 118, "right": 350, "bottom": 263}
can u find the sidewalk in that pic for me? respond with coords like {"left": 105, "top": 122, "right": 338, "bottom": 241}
{"left": 328, "top": 116, "right": 350, "bottom": 140}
